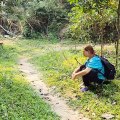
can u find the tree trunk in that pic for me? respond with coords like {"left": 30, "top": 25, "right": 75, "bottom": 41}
{"left": 0, "top": 25, "right": 13, "bottom": 36}
{"left": 100, "top": 30, "right": 104, "bottom": 56}
{"left": 101, "top": 42, "right": 104, "bottom": 56}
{"left": 115, "top": 0, "right": 120, "bottom": 69}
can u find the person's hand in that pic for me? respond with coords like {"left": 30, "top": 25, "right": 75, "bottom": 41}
{"left": 72, "top": 73, "right": 76, "bottom": 80}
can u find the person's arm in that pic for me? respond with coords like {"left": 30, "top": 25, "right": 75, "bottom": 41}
{"left": 72, "top": 66, "right": 81, "bottom": 74}
{"left": 72, "top": 67, "right": 92, "bottom": 80}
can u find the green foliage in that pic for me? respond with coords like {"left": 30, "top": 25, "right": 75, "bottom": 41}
{"left": 22, "top": 0, "right": 68, "bottom": 38}
{"left": 0, "top": 0, "right": 69, "bottom": 37}
{"left": 23, "top": 25, "right": 42, "bottom": 39}
{"left": 0, "top": 43, "right": 60, "bottom": 120}
{"left": 0, "top": 76, "right": 60, "bottom": 120}
{"left": 67, "top": 0, "right": 118, "bottom": 43}
{"left": 0, "top": 0, "right": 29, "bottom": 20}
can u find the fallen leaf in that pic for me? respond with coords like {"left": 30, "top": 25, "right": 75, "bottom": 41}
{"left": 101, "top": 113, "right": 114, "bottom": 119}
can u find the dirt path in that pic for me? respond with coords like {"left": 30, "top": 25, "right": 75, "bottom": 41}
{"left": 19, "top": 57, "right": 90, "bottom": 120}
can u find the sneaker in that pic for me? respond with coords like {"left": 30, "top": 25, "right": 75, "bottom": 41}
{"left": 80, "top": 83, "right": 84, "bottom": 88}
{"left": 81, "top": 87, "right": 89, "bottom": 92}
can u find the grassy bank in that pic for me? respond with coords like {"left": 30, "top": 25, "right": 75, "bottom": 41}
{"left": 16, "top": 39, "right": 120, "bottom": 120}
{"left": 0, "top": 41, "right": 60, "bottom": 120}
{"left": 31, "top": 49, "right": 120, "bottom": 120}
{"left": 8, "top": 38, "right": 120, "bottom": 120}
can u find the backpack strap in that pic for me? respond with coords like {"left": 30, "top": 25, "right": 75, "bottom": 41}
{"left": 94, "top": 55, "right": 106, "bottom": 78}
{"left": 94, "top": 69, "right": 105, "bottom": 77}
{"left": 85, "top": 55, "right": 106, "bottom": 78}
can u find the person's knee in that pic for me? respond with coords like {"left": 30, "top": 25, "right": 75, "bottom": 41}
{"left": 80, "top": 65, "right": 86, "bottom": 71}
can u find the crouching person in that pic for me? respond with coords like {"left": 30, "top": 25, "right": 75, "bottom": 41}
{"left": 72, "top": 45, "right": 105, "bottom": 92}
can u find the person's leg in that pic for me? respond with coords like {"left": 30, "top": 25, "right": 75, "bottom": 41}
{"left": 81, "top": 70, "right": 98, "bottom": 92}
{"left": 82, "top": 75, "right": 91, "bottom": 86}
{"left": 75, "top": 65, "right": 89, "bottom": 92}
{"left": 94, "top": 78, "right": 103, "bottom": 85}
{"left": 81, "top": 75, "right": 91, "bottom": 92}
{"left": 76, "top": 66, "right": 102, "bottom": 92}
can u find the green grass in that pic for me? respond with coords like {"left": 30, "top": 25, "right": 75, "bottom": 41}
{"left": 3, "top": 38, "right": 120, "bottom": 120}
{"left": 28, "top": 43, "right": 120, "bottom": 120}
{"left": 0, "top": 44, "right": 60, "bottom": 120}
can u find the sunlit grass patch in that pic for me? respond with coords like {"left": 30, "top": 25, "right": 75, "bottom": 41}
{"left": 14, "top": 39, "right": 54, "bottom": 58}
{"left": 31, "top": 49, "right": 120, "bottom": 120}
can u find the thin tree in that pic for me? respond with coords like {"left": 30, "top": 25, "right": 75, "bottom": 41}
{"left": 115, "top": 0, "right": 120, "bottom": 69}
